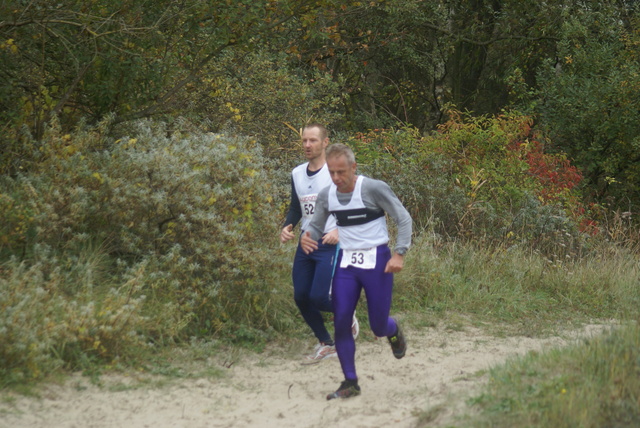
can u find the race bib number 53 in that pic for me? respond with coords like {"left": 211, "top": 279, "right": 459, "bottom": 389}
{"left": 340, "top": 248, "right": 377, "bottom": 269}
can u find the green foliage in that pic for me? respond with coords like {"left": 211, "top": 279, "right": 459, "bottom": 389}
{"left": 192, "top": 49, "right": 345, "bottom": 158}
{"left": 347, "top": 125, "right": 465, "bottom": 233}
{"left": 0, "top": 118, "right": 296, "bottom": 384}
{"left": 288, "top": 0, "right": 620, "bottom": 132}
{"left": 288, "top": 0, "right": 451, "bottom": 129}
{"left": 0, "top": 186, "right": 34, "bottom": 258}
{"left": 0, "top": 247, "right": 149, "bottom": 387}
{"left": 3, "top": 0, "right": 640, "bottom": 206}
{"left": 0, "top": 0, "right": 339, "bottom": 173}
{"left": 536, "top": 9, "right": 640, "bottom": 207}
{"left": 347, "top": 110, "right": 589, "bottom": 252}
{"left": 0, "top": 115, "right": 308, "bottom": 386}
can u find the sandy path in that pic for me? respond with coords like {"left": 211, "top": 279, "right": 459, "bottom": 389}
{"left": 0, "top": 323, "right": 608, "bottom": 428}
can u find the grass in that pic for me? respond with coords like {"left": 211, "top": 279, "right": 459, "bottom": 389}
{"left": 451, "top": 322, "right": 640, "bottom": 428}
{"left": 396, "top": 234, "right": 638, "bottom": 330}
{"left": 400, "top": 234, "right": 640, "bottom": 427}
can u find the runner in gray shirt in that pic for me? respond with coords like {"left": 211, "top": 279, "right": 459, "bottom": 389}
{"left": 301, "top": 143, "right": 412, "bottom": 400}
{"left": 308, "top": 178, "right": 412, "bottom": 254}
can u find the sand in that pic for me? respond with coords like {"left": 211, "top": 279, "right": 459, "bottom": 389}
{"left": 0, "top": 322, "right": 609, "bottom": 428}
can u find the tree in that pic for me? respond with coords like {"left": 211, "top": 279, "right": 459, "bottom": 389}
{"left": 535, "top": 6, "right": 640, "bottom": 208}
{"left": 0, "top": 0, "right": 333, "bottom": 173}
{"left": 288, "top": 0, "right": 627, "bottom": 134}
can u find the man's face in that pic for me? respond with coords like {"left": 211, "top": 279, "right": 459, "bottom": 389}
{"left": 327, "top": 154, "right": 357, "bottom": 193}
{"left": 301, "top": 126, "right": 327, "bottom": 161}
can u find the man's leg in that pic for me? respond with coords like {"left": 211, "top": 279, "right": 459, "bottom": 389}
{"left": 361, "top": 245, "right": 406, "bottom": 358}
{"left": 332, "top": 262, "right": 362, "bottom": 381}
{"left": 292, "top": 243, "right": 332, "bottom": 344}
{"left": 361, "top": 245, "right": 396, "bottom": 338}
{"left": 308, "top": 242, "right": 336, "bottom": 313}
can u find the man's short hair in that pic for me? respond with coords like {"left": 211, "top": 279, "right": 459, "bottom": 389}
{"left": 303, "top": 123, "right": 328, "bottom": 140}
{"left": 326, "top": 143, "right": 355, "bottom": 165}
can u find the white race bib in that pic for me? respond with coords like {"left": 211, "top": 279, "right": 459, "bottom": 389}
{"left": 299, "top": 193, "right": 318, "bottom": 220}
{"left": 340, "top": 248, "right": 377, "bottom": 269}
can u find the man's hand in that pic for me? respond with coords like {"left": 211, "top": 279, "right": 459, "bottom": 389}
{"left": 384, "top": 253, "right": 404, "bottom": 273}
{"left": 321, "top": 228, "right": 339, "bottom": 245}
{"left": 280, "top": 224, "right": 295, "bottom": 243}
{"left": 300, "top": 231, "right": 319, "bottom": 254}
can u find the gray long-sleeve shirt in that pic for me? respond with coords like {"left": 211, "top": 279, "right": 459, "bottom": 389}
{"left": 305, "top": 176, "right": 412, "bottom": 254}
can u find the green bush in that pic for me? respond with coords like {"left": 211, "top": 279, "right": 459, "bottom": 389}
{"left": 0, "top": 248, "right": 149, "bottom": 386}
{"left": 192, "top": 48, "right": 345, "bottom": 159}
{"left": 0, "top": 118, "right": 297, "bottom": 384}
{"left": 346, "top": 111, "right": 590, "bottom": 254}
{"left": 536, "top": 11, "right": 640, "bottom": 208}
{"left": 347, "top": 125, "right": 466, "bottom": 233}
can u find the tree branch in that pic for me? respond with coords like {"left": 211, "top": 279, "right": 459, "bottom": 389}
{"left": 421, "top": 22, "right": 559, "bottom": 46}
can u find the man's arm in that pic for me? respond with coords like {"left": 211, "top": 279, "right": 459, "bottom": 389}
{"left": 283, "top": 177, "right": 302, "bottom": 229}
{"left": 280, "top": 177, "right": 302, "bottom": 243}
{"left": 366, "top": 179, "right": 412, "bottom": 255}
{"left": 368, "top": 180, "right": 411, "bottom": 273}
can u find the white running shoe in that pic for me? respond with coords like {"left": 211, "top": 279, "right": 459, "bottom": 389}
{"left": 351, "top": 312, "right": 360, "bottom": 340}
{"left": 305, "top": 343, "right": 337, "bottom": 361}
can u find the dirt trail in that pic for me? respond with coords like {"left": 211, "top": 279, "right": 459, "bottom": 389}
{"left": 0, "top": 323, "right": 609, "bottom": 428}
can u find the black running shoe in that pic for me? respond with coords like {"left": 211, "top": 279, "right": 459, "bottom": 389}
{"left": 387, "top": 319, "right": 406, "bottom": 359}
{"left": 326, "top": 379, "right": 361, "bottom": 400}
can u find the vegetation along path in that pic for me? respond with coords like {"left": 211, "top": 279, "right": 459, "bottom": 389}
{"left": 0, "top": 322, "right": 610, "bottom": 428}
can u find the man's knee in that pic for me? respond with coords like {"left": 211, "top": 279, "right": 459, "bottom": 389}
{"left": 370, "top": 318, "right": 388, "bottom": 337}
{"left": 309, "top": 292, "right": 330, "bottom": 309}
{"left": 333, "top": 314, "right": 352, "bottom": 338}
{"left": 294, "top": 291, "right": 310, "bottom": 307}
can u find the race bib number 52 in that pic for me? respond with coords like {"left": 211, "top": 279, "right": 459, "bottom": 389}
{"left": 340, "top": 248, "right": 377, "bottom": 269}
{"left": 299, "top": 194, "right": 318, "bottom": 219}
